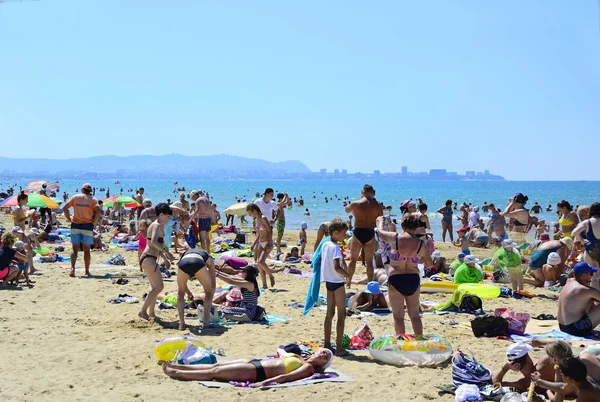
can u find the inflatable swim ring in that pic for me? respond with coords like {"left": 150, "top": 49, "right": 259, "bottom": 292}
{"left": 457, "top": 283, "right": 500, "bottom": 299}
{"left": 154, "top": 335, "right": 206, "bottom": 361}
{"left": 369, "top": 334, "right": 452, "bottom": 366}
{"left": 33, "top": 248, "right": 51, "bottom": 256}
{"left": 420, "top": 281, "right": 458, "bottom": 294}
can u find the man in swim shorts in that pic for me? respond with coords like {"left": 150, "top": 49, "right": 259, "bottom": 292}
{"left": 190, "top": 190, "right": 212, "bottom": 252}
{"left": 63, "top": 183, "right": 101, "bottom": 277}
{"left": 134, "top": 187, "right": 145, "bottom": 219}
{"left": 557, "top": 262, "right": 600, "bottom": 337}
{"left": 345, "top": 184, "right": 383, "bottom": 284}
{"left": 274, "top": 192, "right": 290, "bottom": 253}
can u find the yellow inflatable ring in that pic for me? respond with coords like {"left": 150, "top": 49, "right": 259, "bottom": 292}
{"left": 154, "top": 335, "right": 205, "bottom": 361}
{"left": 457, "top": 283, "right": 501, "bottom": 299}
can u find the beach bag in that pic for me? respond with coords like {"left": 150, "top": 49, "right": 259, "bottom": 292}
{"left": 493, "top": 267, "right": 511, "bottom": 284}
{"left": 470, "top": 315, "right": 508, "bottom": 338}
{"left": 234, "top": 233, "right": 246, "bottom": 244}
{"left": 494, "top": 308, "right": 530, "bottom": 336}
{"left": 452, "top": 349, "right": 492, "bottom": 388}
{"left": 458, "top": 294, "right": 482, "bottom": 314}
{"left": 350, "top": 321, "right": 374, "bottom": 349}
{"left": 254, "top": 305, "right": 266, "bottom": 321}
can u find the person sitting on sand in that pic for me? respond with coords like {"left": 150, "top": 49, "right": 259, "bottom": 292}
{"left": 453, "top": 255, "right": 483, "bottom": 284}
{"left": 274, "top": 246, "right": 300, "bottom": 262}
{"left": 299, "top": 222, "right": 308, "bottom": 255}
{"left": 557, "top": 262, "right": 600, "bottom": 337}
{"left": 431, "top": 250, "right": 449, "bottom": 274}
{"left": 546, "top": 357, "right": 600, "bottom": 402}
{"left": 13, "top": 241, "right": 33, "bottom": 287}
{"left": 492, "top": 343, "right": 537, "bottom": 393}
{"left": 530, "top": 341, "right": 579, "bottom": 401}
{"left": 449, "top": 252, "right": 465, "bottom": 275}
{"left": 454, "top": 226, "right": 470, "bottom": 255}
{"left": 162, "top": 348, "right": 333, "bottom": 387}
{"left": 216, "top": 265, "right": 263, "bottom": 322}
{"left": 347, "top": 281, "right": 389, "bottom": 311}
{"left": 138, "top": 203, "right": 175, "bottom": 322}
{"left": 529, "top": 238, "right": 573, "bottom": 273}
{"left": 175, "top": 248, "right": 216, "bottom": 331}
{"left": 525, "top": 252, "right": 565, "bottom": 288}
{"left": 375, "top": 214, "right": 434, "bottom": 336}
{"left": 0, "top": 233, "right": 22, "bottom": 286}
{"left": 573, "top": 202, "right": 600, "bottom": 289}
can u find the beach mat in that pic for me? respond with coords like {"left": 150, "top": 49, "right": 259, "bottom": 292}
{"left": 219, "top": 314, "right": 291, "bottom": 326}
{"left": 71, "top": 264, "right": 140, "bottom": 272}
{"left": 198, "top": 367, "right": 351, "bottom": 389}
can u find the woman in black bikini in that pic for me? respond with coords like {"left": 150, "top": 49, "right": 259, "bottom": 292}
{"left": 176, "top": 248, "right": 216, "bottom": 330}
{"left": 138, "top": 203, "right": 175, "bottom": 322}
{"left": 375, "top": 214, "right": 433, "bottom": 335}
{"left": 503, "top": 193, "right": 530, "bottom": 234}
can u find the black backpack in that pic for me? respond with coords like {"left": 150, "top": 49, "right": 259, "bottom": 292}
{"left": 470, "top": 314, "right": 509, "bottom": 337}
{"left": 458, "top": 294, "right": 482, "bottom": 313}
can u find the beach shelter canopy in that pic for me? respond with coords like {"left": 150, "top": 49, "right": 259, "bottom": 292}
{"left": 103, "top": 195, "right": 140, "bottom": 208}
{"left": 0, "top": 194, "right": 60, "bottom": 209}
{"left": 223, "top": 202, "right": 249, "bottom": 217}
{"left": 26, "top": 180, "right": 49, "bottom": 188}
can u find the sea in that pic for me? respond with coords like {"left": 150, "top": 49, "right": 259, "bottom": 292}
{"left": 2, "top": 179, "right": 598, "bottom": 240}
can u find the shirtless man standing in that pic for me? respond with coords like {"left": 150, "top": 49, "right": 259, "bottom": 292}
{"left": 345, "top": 184, "right": 383, "bottom": 284}
{"left": 557, "top": 262, "right": 600, "bottom": 337}
{"left": 191, "top": 190, "right": 212, "bottom": 252}
{"left": 134, "top": 188, "right": 145, "bottom": 219}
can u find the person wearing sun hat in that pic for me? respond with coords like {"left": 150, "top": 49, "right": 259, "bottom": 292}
{"left": 492, "top": 343, "right": 537, "bottom": 392}
{"left": 558, "top": 262, "right": 600, "bottom": 337}
{"left": 492, "top": 239, "right": 523, "bottom": 292}
{"left": 453, "top": 255, "right": 484, "bottom": 284}
{"left": 348, "top": 281, "right": 389, "bottom": 311}
{"left": 449, "top": 252, "right": 466, "bottom": 275}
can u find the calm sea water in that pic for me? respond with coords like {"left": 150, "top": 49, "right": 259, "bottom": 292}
{"left": 3, "top": 179, "right": 598, "bottom": 239}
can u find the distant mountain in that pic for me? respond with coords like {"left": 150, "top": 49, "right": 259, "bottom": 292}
{"left": 0, "top": 154, "right": 311, "bottom": 178}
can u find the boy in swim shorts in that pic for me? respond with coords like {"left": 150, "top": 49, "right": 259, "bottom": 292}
{"left": 13, "top": 241, "right": 33, "bottom": 287}
{"left": 320, "top": 219, "right": 350, "bottom": 356}
{"left": 299, "top": 222, "right": 307, "bottom": 255}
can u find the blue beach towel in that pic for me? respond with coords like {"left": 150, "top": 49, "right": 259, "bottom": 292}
{"left": 303, "top": 236, "right": 330, "bottom": 316}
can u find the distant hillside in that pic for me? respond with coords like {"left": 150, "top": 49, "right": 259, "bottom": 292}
{"left": 0, "top": 154, "right": 311, "bottom": 178}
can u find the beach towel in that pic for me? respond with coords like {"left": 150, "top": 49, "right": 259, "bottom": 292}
{"left": 303, "top": 236, "right": 330, "bottom": 316}
{"left": 509, "top": 329, "right": 600, "bottom": 342}
{"left": 197, "top": 366, "right": 352, "bottom": 389}
{"left": 434, "top": 289, "right": 482, "bottom": 313}
{"left": 219, "top": 314, "right": 291, "bottom": 326}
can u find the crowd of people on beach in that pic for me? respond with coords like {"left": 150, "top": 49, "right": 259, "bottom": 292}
{"left": 2, "top": 180, "right": 600, "bottom": 400}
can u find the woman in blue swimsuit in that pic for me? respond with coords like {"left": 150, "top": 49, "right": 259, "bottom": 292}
{"left": 375, "top": 214, "right": 434, "bottom": 335}
{"left": 437, "top": 200, "right": 454, "bottom": 242}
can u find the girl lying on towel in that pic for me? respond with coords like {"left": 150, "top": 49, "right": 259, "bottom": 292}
{"left": 163, "top": 348, "right": 333, "bottom": 387}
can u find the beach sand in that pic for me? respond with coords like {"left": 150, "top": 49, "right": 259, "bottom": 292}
{"left": 0, "top": 216, "right": 581, "bottom": 402}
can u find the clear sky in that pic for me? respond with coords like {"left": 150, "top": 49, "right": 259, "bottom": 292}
{"left": 1, "top": 1, "right": 599, "bottom": 180}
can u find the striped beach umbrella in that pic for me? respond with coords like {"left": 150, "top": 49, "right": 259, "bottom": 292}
{"left": 0, "top": 194, "right": 60, "bottom": 209}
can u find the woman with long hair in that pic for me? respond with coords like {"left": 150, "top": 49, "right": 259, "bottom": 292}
{"left": 556, "top": 200, "right": 579, "bottom": 239}
{"left": 246, "top": 203, "right": 282, "bottom": 288}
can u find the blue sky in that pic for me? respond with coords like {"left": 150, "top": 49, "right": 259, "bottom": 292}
{"left": 1, "top": 1, "right": 599, "bottom": 180}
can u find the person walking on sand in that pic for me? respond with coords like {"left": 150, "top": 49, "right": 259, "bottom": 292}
{"left": 345, "top": 184, "right": 383, "bottom": 284}
{"left": 274, "top": 192, "right": 290, "bottom": 254}
{"left": 190, "top": 190, "right": 212, "bottom": 252}
{"left": 63, "top": 183, "right": 101, "bottom": 277}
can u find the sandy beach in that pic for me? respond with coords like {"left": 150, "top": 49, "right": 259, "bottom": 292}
{"left": 0, "top": 215, "right": 584, "bottom": 402}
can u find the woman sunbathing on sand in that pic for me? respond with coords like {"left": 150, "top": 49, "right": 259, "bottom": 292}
{"left": 163, "top": 348, "right": 333, "bottom": 387}
{"left": 138, "top": 203, "right": 175, "bottom": 322}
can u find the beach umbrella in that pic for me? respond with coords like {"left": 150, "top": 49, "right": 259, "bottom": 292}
{"left": 26, "top": 180, "right": 49, "bottom": 188}
{"left": 0, "top": 194, "right": 60, "bottom": 209}
{"left": 223, "top": 202, "right": 250, "bottom": 217}
{"left": 103, "top": 195, "right": 140, "bottom": 208}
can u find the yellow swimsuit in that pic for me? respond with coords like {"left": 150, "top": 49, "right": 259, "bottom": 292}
{"left": 559, "top": 217, "right": 575, "bottom": 238}
{"left": 283, "top": 355, "right": 304, "bottom": 373}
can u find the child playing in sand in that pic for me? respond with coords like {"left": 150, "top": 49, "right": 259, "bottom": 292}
{"left": 321, "top": 218, "right": 349, "bottom": 356}
{"left": 13, "top": 241, "right": 33, "bottom": 287}
{"left": 299, "top": 222, "right": 307, "bottom": 255}
{"left": 454, "top": 227, "right": 470, "bottom": 255}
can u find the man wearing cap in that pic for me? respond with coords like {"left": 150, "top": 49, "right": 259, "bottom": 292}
{"left": 492, "top": 343, "right": 539, "bottom": 392}
{"left": 347, "top": 281, "right": 389, "bottom": 311}
{"left": 63, "top": 183, "right": 101, "bottom": 277}
{"left": 453, "top": 255, "right": 484, "bottom": 284}
{"left": 190, "top": 190, "right": 212, "bottom": 252}
{"left": 557, "top": 262, "right": 600, "bottom": 337}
